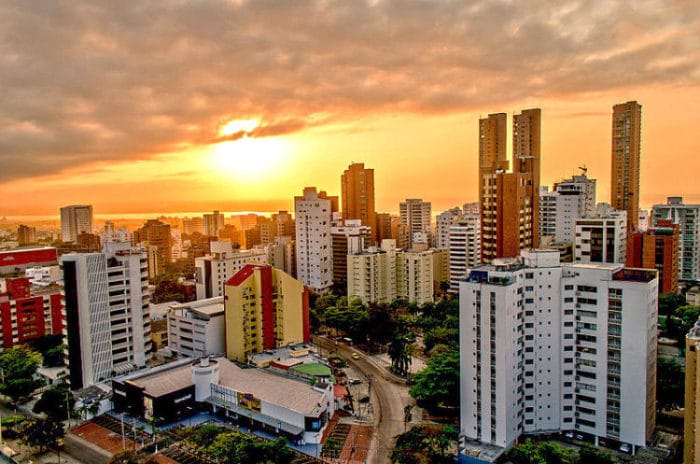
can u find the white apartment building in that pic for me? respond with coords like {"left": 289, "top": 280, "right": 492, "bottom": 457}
{"left": 347, "top": 239, "right": 434, "bottom": 305}
{"left": 331, "top": 218, "right": 371, "bottom": 288}
{"left": 397, "top": 248, "right": 434, "bottom": 305}
{"left": 459, "top": 250, "right": 657, "bottom": 460}
{"left": 652, "top": 197, "right": 700, "bottom": 281}
{"left": 449, "top": 215, "right": 481, "bottom": 293}
{"left": 539, "top": 174, "right": 597, "bottom": 244}
{"left": 574, "top": 204, "right": 627, "bottom": 264}
{"left": 60, "top": 204, "right": 93, "bottom": 243}
{"left": 194, "top": 241, "right": 268, "bottom": 300}
{"left": 347, "top": 240, "right": 398, "bottom": 304}
{"left": 436, "top": 207, "right": 462, "bottom": 249}
{"left": 61, "top": 241, "right": 151, "bottom": 390}
{"left": 203, "top": 210, "right": 225, "bottom": 237}
{"left": 400, "top": 198, "right": 432, "bottom": 249}
{"left": 269, "top": 235, "right": 296, "bottom": 277}
{"left": 295, "top": 187, "right": 335, "bottom": 292}
{"left": 167, "top": 297, "right": 225, "bottom": 358}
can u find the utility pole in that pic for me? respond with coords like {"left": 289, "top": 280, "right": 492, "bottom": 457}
{"left": 121, "top": 413, "right": 126, "bottom": 450}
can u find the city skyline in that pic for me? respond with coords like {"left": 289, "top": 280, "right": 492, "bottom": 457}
{"left": 1, "top": 1, "right": 699, "bottom": 216}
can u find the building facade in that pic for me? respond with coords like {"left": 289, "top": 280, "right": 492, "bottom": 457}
{"left": 194, "top": 241, "right": 268, "bottom": 300}
{"left": 331, "top": 219, "right": 371, "bottom": 289}
{"left": 60, "top": 205, "right": 93, "bottom": 243}
{"left": 399, "top": 199, "right": 432, "bottom": 250}
{"left": 167, "top": 297, "right": 225, "bottom": 358}
{"left": 479, "top": 110, "right": 540, "bottom": 263}
{"left": 0, "top": 277, "right": 63, "bottom": 348}
{"left": 685, "top": 319, "right": 700, "bottom": 464}
{"left": 436, "top": 207, "right": 462, "bottom": 250}
{"left": 627, "top": 220, "right": 679, "bottom": 293}
{"left": 610, "top": 101, "right": 642, "bottom": 232}
{"left": 341, "top": 163, "right": 377, "bottom": 244}
{"left": 133, "top": 219, "right": 172, "bottom": 278}
{"left": 295, "top": 187, "right": 338, "bottom": 292}
{"left": 574, "top": 205, "right": 627, "bottom": 264}
{"left": 460, "top": 250, "right": 657, "bottom": 456}
{"left": 224, "top": 264, "right": 310, "bottom": 362}
{"left": 652, "top": 197, "right": 700, "bottom": 282}
{"left": 448, "top": 215, "right": 481, "bottom": 293}
{"left": 61, "top": 242, "right": 151, "bottom": 389}
{"left": 540, "top": 174, "right": 597, "bottom": 244}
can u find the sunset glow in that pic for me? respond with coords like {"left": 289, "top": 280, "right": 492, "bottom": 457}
{"left": 219, "top": 119, "right": 260, "bottom": 137}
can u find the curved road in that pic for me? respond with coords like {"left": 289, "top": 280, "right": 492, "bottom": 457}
{"left": 313, "top": 336, "right": 414, "bottom": 464}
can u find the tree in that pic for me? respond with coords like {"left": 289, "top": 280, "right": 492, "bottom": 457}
{"left": 389, "top": 334, "right": 414, "bottom": 377}
{"left": 657, "top": 356, "right": 684, "bottom": 411}
{"left": 209, "top": 432, "right": 295, "bottom": 464}
{"left": 19, "top": 418, "right": 65, "bottom": 459}
{"left": 409, "top": 348, "right": 460, "bottom": 409}
{"left": 390, "top": 425, "right": 457, "bottom": 464}
{"left": 578, "top": 444, "right": 614, "bottom": 464}
{"left": 504, "top": 439, "right": 575, "bottom": 464}
{"left": 658, "top": 292, "right": 686, "bottom": 316}
{"left": 33, "top": 385, "right": 73, "bottom": 421}
{"left": 666, "top": 305, "right": 700, "bottom": 348}
{"left": 0, "top": 346, "right": 43, "bottom": 403}
{"left": 189, "top": 423, "right": 223, "bottom": 449}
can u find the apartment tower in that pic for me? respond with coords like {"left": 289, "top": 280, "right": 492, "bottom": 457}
{"left": 479, "top": 110, "right": 541, "bottom": 263}
{"left": 611, "top": 101, "right": 642, "bottom": 232}
{"left": 341, "top": 163, "right": 377, "bottom": 244}
{"left": 60, "top": 205, "right": 94, "bottom": 243}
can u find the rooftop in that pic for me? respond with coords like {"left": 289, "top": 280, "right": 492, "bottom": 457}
{"left": 169, "top": 296, "right": 224, "bottom": 317}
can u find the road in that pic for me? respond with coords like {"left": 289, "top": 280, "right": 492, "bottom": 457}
{"left": 313, "top": 336, "right": 413, "bottom": 464}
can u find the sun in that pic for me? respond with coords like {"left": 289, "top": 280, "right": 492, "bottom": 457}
{"left": 219, "top": 118, "right": 259, "bottom": 137}
{"left": 210, "top": 136, "right": 289, "bottom": 182}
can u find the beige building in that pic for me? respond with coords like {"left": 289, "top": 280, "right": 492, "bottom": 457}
{"left": 348, "top": 240, "right": 435, "bottom": 305}
{"left": 686, "top": 319, "right": 700, "bottom": 463}
{"left": 224, "top": 264, "right": 309, "bottom": 362}
{"left": 341, "top": 162, "right": 377, "bottom": 244}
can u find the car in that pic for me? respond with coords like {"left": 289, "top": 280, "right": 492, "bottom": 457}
{"left": 564, "top": 432, "right": 574, "bottom": 439}
{"left": 351, "top": 352, "right": 361, "bottom": 360}
{"left": 619, "top": 443, "right": 631, "bottom": 453}
{"left": 348, "top": 378, "right": 362, "bottom": 385}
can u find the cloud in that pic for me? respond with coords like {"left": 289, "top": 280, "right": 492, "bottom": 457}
{"left": 0, "top": 0, "right": 698, "bottom": 182}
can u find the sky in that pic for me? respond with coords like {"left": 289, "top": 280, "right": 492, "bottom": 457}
{"left": 1, "top": 0, "right": 699, "bottom": 217}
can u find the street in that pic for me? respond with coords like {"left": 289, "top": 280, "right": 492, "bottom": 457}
{"left": 313, "top": 336, "right": 414, "bottom": 464}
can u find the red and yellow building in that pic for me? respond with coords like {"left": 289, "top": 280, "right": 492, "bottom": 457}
{"left": 224, "top": 264, "right": 310, "bottom": 362}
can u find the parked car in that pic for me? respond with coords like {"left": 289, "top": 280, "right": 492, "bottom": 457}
{"left": 348, "top": 378, "right": 362, "bottom": 385}
{"left": 351, "top": 352, "right": 361, "bottom": 360}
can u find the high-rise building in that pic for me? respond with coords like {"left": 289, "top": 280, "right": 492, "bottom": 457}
{"left": 627, "top": 219, "right": 679, "bottom": 293}
{"left": 17, "top": 225, "right": 37, "bottom": 246}
{"left": 0, "top": 277, "right": 63, "bottom": 348}
{"left": 448, "top": 215, "right": 481, "bottom": 293}
{"left": 203, "top": 210, "right": 225, "bottom": 237}
{"left": 479, "top": 110, "right": 540, "bottom": 263}
{"left": 685, "top": 318, "right": 700, "bottom": 464}
{"left": 294, "top": 187, "right": 338, "bottom": 293}
{"left": 331, "top": 218, "right": 371, "bottom": 290}
{"left": 539, "top": 174, "right": 597, "bottom": 244}
{"left": 60, "top": 205, "right": 93, "bottom": 243}
{"left": 574, "top": 203, "right": 627, "bottom": 264}
{"left": 347, "top": 239, "right": 434, "bottom": 305}
{"left": 194, "top": 241, "right": 268, "bottom": 300}
{"left": 133, "top": 219, "right": 172, "bottom": 278}
{"left": 611, "top": 101, "right": 642, "bottom": 231}
{"left": 375, "top": 213, "right": 393, "bottom": 244}
{"left": 436, "top": 207, "right": 462, "bottom": 249}
{"left": 223, "top": 264, "right": 310, "bottom": 362}
{"left": 347, "top": 240, "right": 398, "bottom": 305}
{"left": 268, "top": 235, "right": 296, "bottom": 277}
{"left": 182, "top": 217, "right": 205, "bottom": 235}
{"left": 399, "top": 199, "right": 432, "bottom": 249}
{"left": 460, "top": 250, "right": 657, "bottom": 458}
{"left": 61, "top": 242, "right": 151, "bottom": 389}
{"left": 652, "top": 197, "right": 700, "bottom": 282}
{"left": 341, "top": 163, "right": 377, "bottom": 244}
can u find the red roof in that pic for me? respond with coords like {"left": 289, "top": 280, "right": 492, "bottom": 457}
{"left": 225, "top": 263, "right": 270, "bottom": 287}
{"left": 0, "top": 248, "right": 58, "bottom": 267}
{"left": 334, "top": 385, "right": 349, "bottom": 398}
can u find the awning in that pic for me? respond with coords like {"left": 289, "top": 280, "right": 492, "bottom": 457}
{"left": 206, "top": 396, "right": 305, "bottom": 436}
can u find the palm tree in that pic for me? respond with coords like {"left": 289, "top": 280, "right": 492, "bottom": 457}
{"left": 388, "top": 334, "right": 413, "bottom": 377}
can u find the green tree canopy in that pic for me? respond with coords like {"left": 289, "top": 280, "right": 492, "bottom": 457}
{"left": 389, "top": 334, "right": 414, "bottom": 377}
{"left": 390, "top": 425, "right": 457, "bottom": 464}
{"left": 657, "top": 356, "right": 684, "bottom": 411}
{"left": 577, "top": 444, "right": 614, "bottom": 464}
{"left": 658, "top": 292, "right": 686, "bottom": 316}
{"left": 19, "top": 418, "right": 65, "bottom": 454}
{"left": 0, "top": 346, "right": 43, "bottom": 402}
{"left": 409, "top": 348, "right": 460, "bottom": 408}
{"left": 504, "top": 439, "right": 576, "bottom": 464}
{"left": 33, "top": 385, "right": 73, "bottom": 421}
{"left": 208, "top": 432, "right": 295, "bottom": 464}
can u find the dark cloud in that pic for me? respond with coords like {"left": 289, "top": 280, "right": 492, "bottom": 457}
{"left": 1, "top": 0, "right": 698, "bottom": 182}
